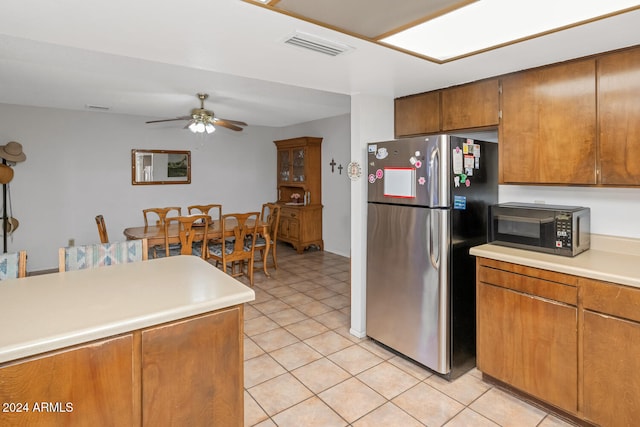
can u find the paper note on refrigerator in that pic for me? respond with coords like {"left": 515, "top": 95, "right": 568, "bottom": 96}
{"left": 453, "top": 149, "right": 463, "bottom": 174}
{"left": 383, "top": 168, "right": 415, "bottom": 198}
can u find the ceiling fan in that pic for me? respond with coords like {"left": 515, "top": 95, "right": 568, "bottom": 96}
{"left": 145, "top": 93, "right": 247, "bottom": 133}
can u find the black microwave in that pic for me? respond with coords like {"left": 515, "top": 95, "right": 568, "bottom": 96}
{"left": 488, "top": 202, "right": 590, "bottom": 257}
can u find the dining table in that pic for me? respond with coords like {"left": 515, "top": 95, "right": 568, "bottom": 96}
{"left": 123, "top": 218, "right": 273, "bottom": 277}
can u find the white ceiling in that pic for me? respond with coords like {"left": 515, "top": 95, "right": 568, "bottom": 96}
{"left": 1, "top": 0, "right": 639, "bottom": 128}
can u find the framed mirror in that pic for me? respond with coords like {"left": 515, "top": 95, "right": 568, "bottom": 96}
{"left": 131, "top": 149, "right": 191, "bottom": 185}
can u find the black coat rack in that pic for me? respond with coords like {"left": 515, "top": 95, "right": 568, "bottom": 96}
{"left": 0, "top": 141, "right": 27, "bottom": 253}
{"left": 2, "top": 158, "right": 7, "bottom": 253}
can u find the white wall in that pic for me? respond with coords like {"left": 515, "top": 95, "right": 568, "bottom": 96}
{"left": 0, "top": 103, "right": 353, "bottom": 271}
{"left": 349, "top": 94, "right": 395, "bottom": 338}
{"left": 0, "top": 104, "right": 278, "bottom": 270}
{"left": 275, "top": 114, "right": 351, "bottom": 257}
{"left": 500, "top": 185, "right": 640, "bottom": 239}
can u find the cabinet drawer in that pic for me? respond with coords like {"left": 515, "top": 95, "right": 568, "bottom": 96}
{"left": 581, "top": 278, "right": 640, "bottom": 323}
{"left": 280, "top": 208, "right": 300, "bottom": 219}
{"left": 477, "top": 264, "right": 577, "bottom": 306}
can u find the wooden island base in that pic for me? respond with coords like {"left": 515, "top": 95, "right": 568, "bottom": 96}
{"left": 0, "top": 306, "right": 243, "bottom": 427}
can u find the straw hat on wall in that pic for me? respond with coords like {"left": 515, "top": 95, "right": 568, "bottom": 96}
{"left": 0, "top": 141, "right": 26, "bottom": 163}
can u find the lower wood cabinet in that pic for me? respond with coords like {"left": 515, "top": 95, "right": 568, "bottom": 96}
{"left": 477, "top": 258, "right": 640, "bottom": 426}
{"left": 476, "top": 260, "right": 578, "bottom": 413}
{"left": 0, "top": 335, "right": 135, "bottom": 426}
{"left": 581, "top": 277, "right": 640, "bottom": 427}
{"left": 278, "top": 205, "right": 323, "bottom": 253}
{"left": 0, "top": 306, "right": 244, "bottom": 427}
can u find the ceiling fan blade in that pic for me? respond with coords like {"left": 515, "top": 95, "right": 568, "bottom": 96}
{"left": 215, "top": 118, "right": 248, "bottom": 127}
{"left": 145, "top": 116, "right": 191, "bottom": 124}
{"left": 214, "top": 120, "right": 244, "bottom": 131}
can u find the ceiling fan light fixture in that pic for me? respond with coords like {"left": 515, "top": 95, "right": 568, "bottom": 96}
{"left": 146, "top": 93, "right": 246, "bottom": 132}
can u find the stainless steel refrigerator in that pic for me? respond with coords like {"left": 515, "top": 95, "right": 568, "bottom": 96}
{"left": 366, "top": 134, "right": 498, "bottom": 378}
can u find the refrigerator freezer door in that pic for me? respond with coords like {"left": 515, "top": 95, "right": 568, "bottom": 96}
{"left": 367, "top": 135, "right": 451, "bottom": 207}
{"left": 366, "top": 203, "right": 450, "bottom": 374}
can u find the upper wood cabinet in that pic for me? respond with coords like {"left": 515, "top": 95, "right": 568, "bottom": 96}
{"left": 395, "top": 79, "right": 500, "bottom": 138}
{"left": 598, "top": 46, "right": 640, "bottom": 186}
{"left": 500, "top": 59, "right": 597, "bottom": 185}
{"left": 441, "top": 78, "right": 499, "bottom": 131}
{"left": 395, "top": 91, "right": 441, "bottom": 137}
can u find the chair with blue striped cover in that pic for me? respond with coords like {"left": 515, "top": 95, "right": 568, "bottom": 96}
{"left": 0, "top": 251, "right": 27, "bottom": 280}
{"left": 58, "top": 239, "right": 148, "bottom": 272}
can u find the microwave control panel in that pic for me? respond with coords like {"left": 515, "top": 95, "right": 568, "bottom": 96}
{"left": 555, "top": 214, "right": 573, "bottom": 248}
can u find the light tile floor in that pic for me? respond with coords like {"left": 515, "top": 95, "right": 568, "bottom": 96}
{"left": 240, "top": 244, "right": 577, "bottom": 427}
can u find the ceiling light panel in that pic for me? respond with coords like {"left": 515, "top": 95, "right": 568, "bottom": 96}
{"left": 274, "top": 0, "right": 473, "bottom": 38}
{"left": 381, "top": 0, "right": 640, "bottom": 61}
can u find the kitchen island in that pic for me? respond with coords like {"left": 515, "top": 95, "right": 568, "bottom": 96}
{"left": 471, "top": 234, "right": 640, "bottom": 427}
{"left": 0, "top": 256, "right": 254, "bottom": 427}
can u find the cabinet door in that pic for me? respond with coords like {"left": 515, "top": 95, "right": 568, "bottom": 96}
{"left": 0, "top": 335, "right": 135, "bottom": 426}
{"left": 292, "top": 147, "right": 306, "bottom": 183}
{"left": 598, "top": 47, "right": 640, "bottom": 185}
{"left": 277, "top": 149, "right": 291, "bottom": 183}
{"left": 288, "top": 218, "right": 300, "bottom": 240}
{"left": 395, "top": 91, "right": 441, "bottom": 137}
{"left": 442, "top": 79, "right": 499, "bottom": 130}
{"left": 142, "top": 307, "right": 243, "bottom": 427}
{"left": 279, "top": 217, "right": 290, "bottom": 239}
{"left": 500, "top": 60, "right": 597, "bottom": 184}
{"left": 477, "top": 282, "right": 578, "bottom": 412}
{"left": 583, "top": 311, "right": 640, "bottom": 426}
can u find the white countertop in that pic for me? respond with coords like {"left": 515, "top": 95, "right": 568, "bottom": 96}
{"left": 0, "top": 256, "right": 255, "bottom": 364}
{"left": 470, "top": 234, "right": 640, "bottom": 289}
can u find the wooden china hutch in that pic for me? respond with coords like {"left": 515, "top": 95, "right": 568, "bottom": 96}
{"left": 274, "top": 137, "right": 323, "bottom": 253}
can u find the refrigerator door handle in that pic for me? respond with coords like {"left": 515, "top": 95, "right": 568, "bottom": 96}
{"left": 429, "top": 145, "right": 439, "bottom": 206}
{"left": 429, "top": 211, "right": 440, "bottom": 269}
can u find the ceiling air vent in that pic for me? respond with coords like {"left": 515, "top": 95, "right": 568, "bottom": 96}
{"left": 85, "top": 104, "right": 111, "bottom": 111}
{"left": 283, "top": 32, "right": 353, "bottom": 56}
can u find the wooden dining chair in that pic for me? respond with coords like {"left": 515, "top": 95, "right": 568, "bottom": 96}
{"left": 249, "top": 203, "right": 281, "bottom": 271}
{"left": 188, "top": 204, "right": 222, "bottom": 221}
{"left": 95, "top": 214, "right": 109, "bottom": 243}
{"left": 0, "top": 250, "right": 27, "bottom": 280}
{"left": 59, "top": 240, "right": 148, "bottom": 272}
{"left": 207, "top": 212, "right": 259, "bottom": 286}
{"left": 143, "top": 207, "right": 181, "bottom": 258}
{"left": 154, "top": 215, "right": 209, "bottom": 259}
{"left": 143, "top": 207, "right": 182, "bottom": 227}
